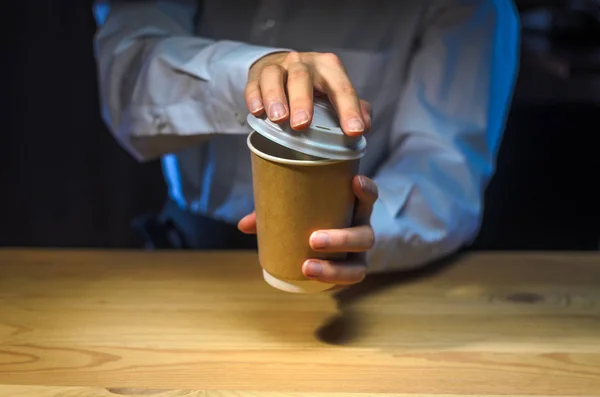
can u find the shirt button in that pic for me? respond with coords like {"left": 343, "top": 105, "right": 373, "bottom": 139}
{"left": 410, "top": 235, "right": 424, "bottom": 246}
{"left": 260, "top": 18, "right": 276, "bottom": 30}
{"left": 157, "top": 121, "right": 168, "bottom": 131}
{"left": 234, "top": 112, "right": 246, "bottom": 126}
{"left": 154, "top": 117, "right": 166, "bottom": 129}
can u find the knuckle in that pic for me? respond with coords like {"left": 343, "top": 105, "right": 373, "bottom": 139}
{"left": 343, "top": 264, "right": 367, "bottom": 284}
{"left": 288, "top": 69, "right": 311, "bottom": 82}
{"left": 339, "top": 232, "right": 351, "bottom": 248}
{"left": 340, "top": 82, "right": 357, "bottom": 97}
{"left": 326, "top": 260, "right": 366, "bottom": 285}
{"left": 285, "top": 51, "right": 302, "bottom": 64}
{"left": 246, "top": 78, "right": 260, "bottom": 87}
{"left": 262, "top": 64, "right": 283, "bottom": 75}
{"left": 288, "top": 96, "right": 312, "bottom": 107}
{"left": 244, "top": 85, "right": 260, "bottom": 98}
{"left": 245, "top": 78, "right": 259, "bottom": 87}
{"left": 263, "top": 88, "right": 282, "bottom": 100}
{"left": 320, "top": 52, "right": 342, "bottom": 66}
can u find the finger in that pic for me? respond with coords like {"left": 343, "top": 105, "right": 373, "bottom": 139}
{"left": 353, "top": 175, "right": 378, "bottom": 225}
{"left": 245, "top": 78, "right": 265, "bottom": 116}
{"left": 303, "top": 259, "right": 367, "bottom": 285}
{"left": 360, "top": 99, "right": 372, "bottom": 131}
{"left": 259, "top": 64, "right": 289, "bottom": 122}
{"left": 286, "top": 61, "right": 314, "bottom": 130}
{"left": 313, "top": 53, "right": 365, "bottom": 136}
{"left": 309, "top": 225, "right": 375, "bottom": 252}
{"left": 237, "top": 212, "right": 257, "bottom": 234}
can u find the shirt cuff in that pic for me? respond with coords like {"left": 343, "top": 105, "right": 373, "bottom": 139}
{"left": 110, "top": 100, "right": 217, "bottom": 161}
{"left": 367, "top": 183, "right": 472, "bottom": 274}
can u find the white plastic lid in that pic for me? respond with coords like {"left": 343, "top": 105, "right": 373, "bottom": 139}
{"left": 246, "top": 98, "right": 367, "bottom": 160}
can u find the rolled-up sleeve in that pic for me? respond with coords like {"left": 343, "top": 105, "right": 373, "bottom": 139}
{"left": 93, "top": 0, "right": 287, "bottom": 161}
{"left": 368, "top": 0, "right": 520, "bottom": 272}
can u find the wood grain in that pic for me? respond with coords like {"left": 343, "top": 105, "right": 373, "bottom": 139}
{"left": 1, "top": 386, "right": 597, "bottom": 397}
{"left": 0, "top": 386, "right": 202, "bottom": 396}
{"left": 0, "top": 249, "right": 599, "bottom": 396}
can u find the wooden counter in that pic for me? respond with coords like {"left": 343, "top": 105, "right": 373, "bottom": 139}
{"left": 0, "top": 250, "right": 598, "bottom": 396}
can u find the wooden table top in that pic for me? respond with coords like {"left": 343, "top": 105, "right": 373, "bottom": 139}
{"left": 0, "top": 249, "right": 599, "bottom": 397}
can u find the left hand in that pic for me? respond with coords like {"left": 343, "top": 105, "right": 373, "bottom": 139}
{"left": 238, "top": 175, "right": 379, "bottom": 287}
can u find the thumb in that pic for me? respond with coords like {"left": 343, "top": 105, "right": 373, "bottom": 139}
{"left": 238, "top": 212, "right": 258, "bottom": 234}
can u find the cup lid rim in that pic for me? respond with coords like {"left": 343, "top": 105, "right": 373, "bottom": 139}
{"left": 246, "top": 132, "right": 342, "bottom": 166}
{"left": 246, "top": 98, "right": 367, "bottom": 160}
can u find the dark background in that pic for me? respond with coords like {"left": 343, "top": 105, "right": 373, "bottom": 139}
{"left": 1, "top": 0, "right": 599, "bottom": 250}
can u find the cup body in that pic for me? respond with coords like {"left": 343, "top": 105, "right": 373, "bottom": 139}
{"left": 247, "top": 131, "right": 359, "bottom": 293}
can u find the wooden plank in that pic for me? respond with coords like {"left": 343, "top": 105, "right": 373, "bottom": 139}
{"left": 1, "top": 386, "right": 595, "bottom": 396}
{"left": 0, "top": 250, "right": 599, "bottom": 395}
{"left": 0, "top": 386, "right": 204, "bottom": 396}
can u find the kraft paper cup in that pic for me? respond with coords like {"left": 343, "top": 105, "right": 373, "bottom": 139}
{"left": 247, "top": 131, "right": 358, "bottom": 293}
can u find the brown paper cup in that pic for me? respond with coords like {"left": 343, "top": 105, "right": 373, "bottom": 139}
{"left": 247, "top": 131, "right": 359, "bottom": 293}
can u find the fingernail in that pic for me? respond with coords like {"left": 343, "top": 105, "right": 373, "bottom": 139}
{"left": 269, "top": 101, "right": 287, "bottom": 120}
{"left": 358, "top": 175, "right": 369, "bottom": 191}
{"left": 347, "top": 118, "right": 364, "bottom": 133}
{"left": 311, "top": 232, "right": 330, "bottom": 249}
{"left": 358, "top": 175, "right": 377, "bottom": 196}
{"left": 304, "top": 261, "right": 323, "bottom": 277}
{"left": 250, "top": 99, "right": 263, "bottom": 113}
{"left": 291, "top": 110, "right": 309, "bottom": 127}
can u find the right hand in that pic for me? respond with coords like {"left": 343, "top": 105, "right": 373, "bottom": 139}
{"left": 245, "top": 52, "right": 372, "bottom": 135}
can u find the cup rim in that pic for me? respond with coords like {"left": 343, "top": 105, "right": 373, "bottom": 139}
{"left": 247, "top": 131, "right": 341, "bottom": 166}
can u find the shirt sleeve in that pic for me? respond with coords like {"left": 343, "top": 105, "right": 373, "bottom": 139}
{"left": 93, "top": 0, "right": 288, "bottom": 161}
{"left": 367, "top": 0, "right": 520, "bottom": 272}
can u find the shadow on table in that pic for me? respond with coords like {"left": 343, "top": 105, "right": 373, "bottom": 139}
{"left": 315, "top": 252, "right": 464, "bottom": 346}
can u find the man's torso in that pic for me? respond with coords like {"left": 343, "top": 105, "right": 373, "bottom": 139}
{"left": 163, "top": 0, "right": 430, "bottom": 223}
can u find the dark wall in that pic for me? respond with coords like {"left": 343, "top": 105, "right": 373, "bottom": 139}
{"left": 1, "top": 1, "right": 598, "bottom": 249}
{"left": 1, "top": 0, "right": 165, "bottom": 247}
{"left": 473, "top": 102, "right": 599, "bottom": 250}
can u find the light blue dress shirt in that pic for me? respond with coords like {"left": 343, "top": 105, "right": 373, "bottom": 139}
{"left": 92, "top": 0, "right": 520, "bottom": 272}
